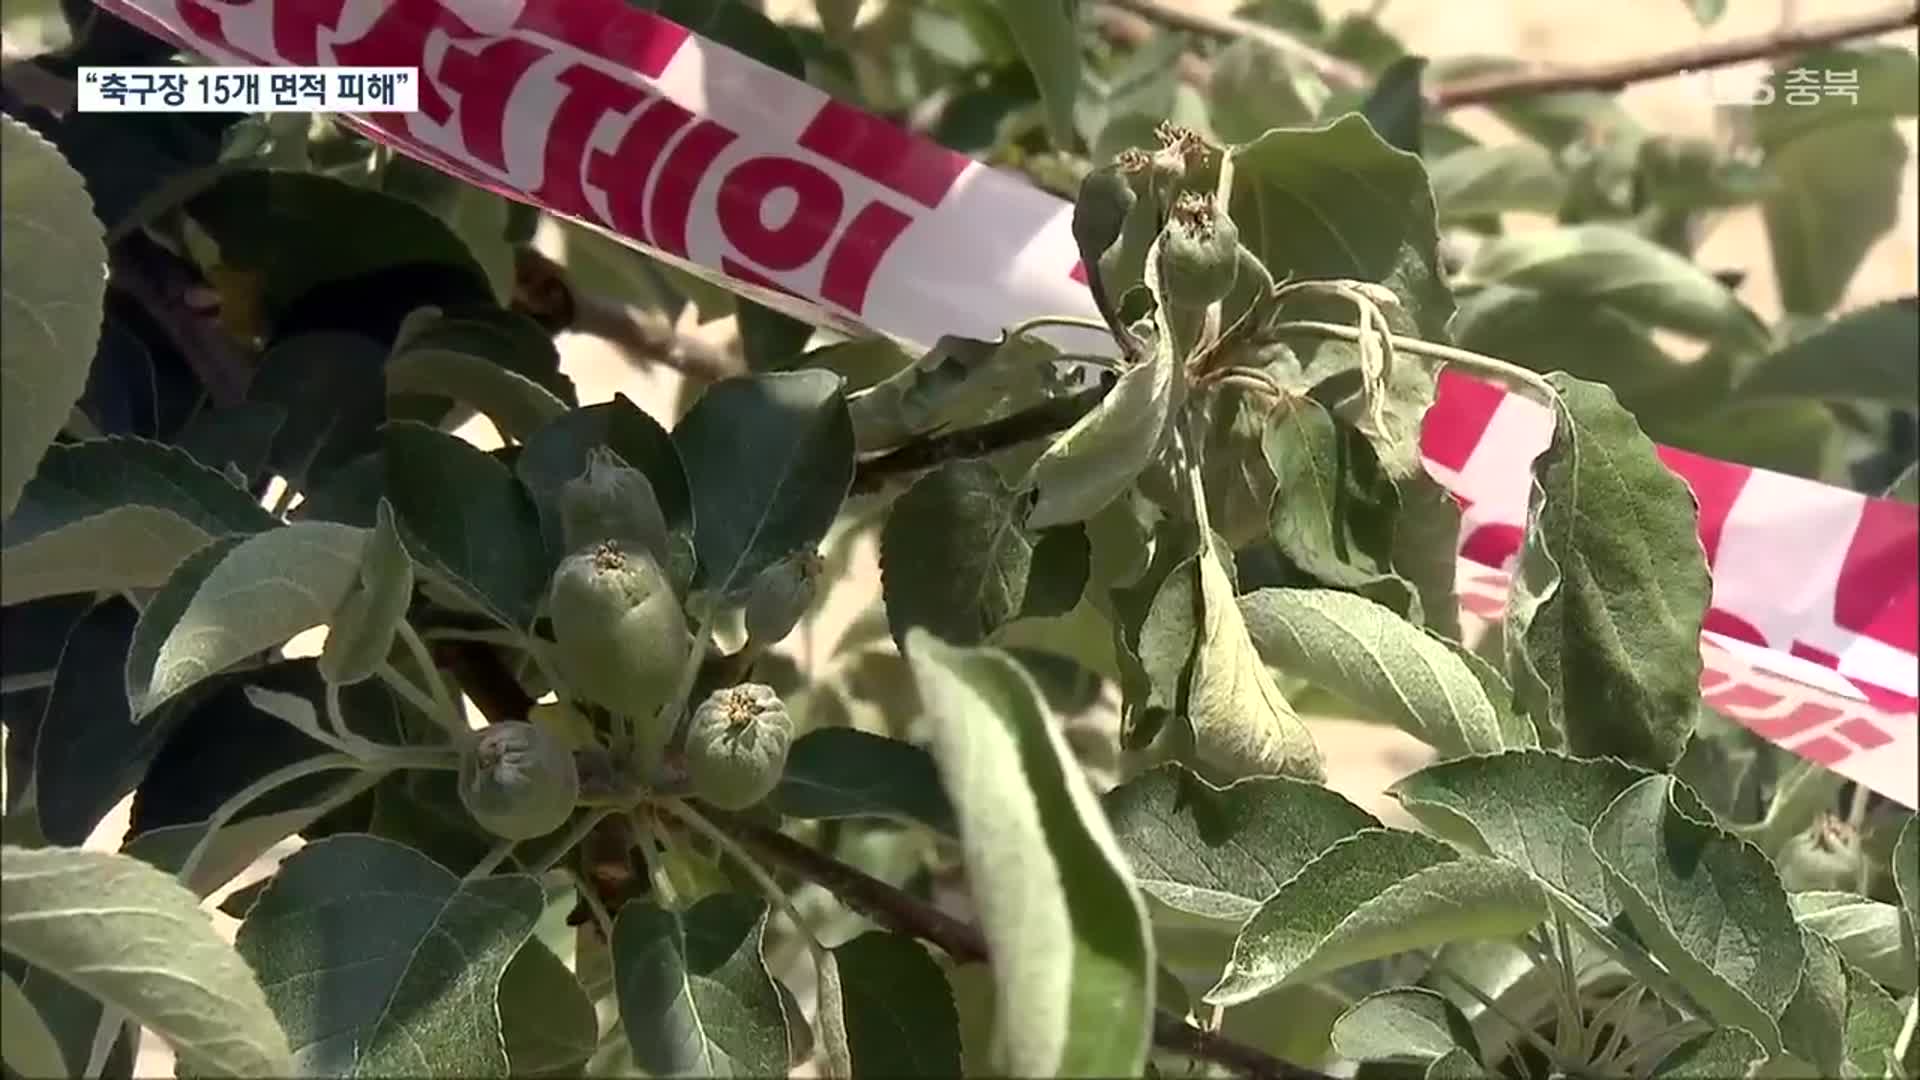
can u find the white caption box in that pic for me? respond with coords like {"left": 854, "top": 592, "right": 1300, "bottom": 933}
{"left": 77, "top": 66, "right": 419, "bottom": 112}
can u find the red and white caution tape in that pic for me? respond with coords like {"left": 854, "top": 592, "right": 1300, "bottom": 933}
{"left": 93, "top": 0, "right": 1918, "bottom": 807}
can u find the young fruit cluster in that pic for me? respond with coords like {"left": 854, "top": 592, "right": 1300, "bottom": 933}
{"left": 684, "top": 683, "right": 793, "bottom": 811}
{"left": 1162, "top": 191, "right": 1240, "bottom": 310}
{"left": 458, "top": 721, "right": 580, "bottom": 840}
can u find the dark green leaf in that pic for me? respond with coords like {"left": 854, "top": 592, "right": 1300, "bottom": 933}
{"left": 1450, "top": 285, "right": 1679, "bottom": 417}
{"left": 175, "top": 401, "right": 287, "bottom": 483}
{"left": 1896, "top": 816, "right": 1918, "bottom": 974}
{"left": 1240, "top": 588, "right": 1521, "bottom": 756}
{"left": 515, "top": 394, "right": 693, "bottom": 560}
{"left": 881, "top": 461, "right": 1087, "bottom": 647}
{"left": 499, "top": 940, "right": 598, "bottom": 1077}
{"left": 630, "top": 0, "right": 803, "bottom": 77}
{"left": 32, "top": 599, "right": 176, "bottom": 845}
{"left": 1206, "top": 828, "right": 1547, "bottom": 1005}
{"left": 1682, "top": 0, "right": 1726, "bottom": 25}
{"left": 769, "top": 727, "right": 955, "bottom": 834}
{"left": 833, "top": 932, "right": 964, "bottom": 1078}
{"left": 1840, "top": 960, "right": 1902, "bottom": 1077}
{"left": 0, "top": 115, "right": 107, "bottom": 521}
{"left": 1736, "top": 296, "right": 1918, "bottom": 406}
{"left": 904, "top": 631, "right": 1154, "bottom": 1074}
{"left": 0, "top": 955, "right": 136, "bottom": 1080}
{"left": 1460, "top": 224, "right": 1767, "bottom": 349}
{"left": 1358, "top": 56, "right": 1427, "bottom": 154}
{"left": 611, "top": 894, "right": 790, "bottom": 1078}
{"left": 125, "top": 524, "right": 367, "bottom": 718}
{"left": 1503, "top": 375, "right": 1710, "bottom": 769}
{"left": 186, "top": 170, "right": 490, "bottom": 327}
{"left": 245, "top": 330, "right": 391, "bottom": 489}
{"left": 384, "top": 421, "right": 547, "bottom": 626}
{"left": 735, "top": 300, "right": 815, "bottom": 373}
{"left": 1101, "top": 763, "right": 1379, "bottom": 921}
{"left": 1778, "top": 927, "right": 1847, "bottom": 1074}
{"left": 1651, "top": 1026, "right": 1766, "bottom": 1077}
{"left": 1, "top": 437, "right": 275, "bottom": 604}
{"left": 1590, "top": 775, "right": 1803, "bottom": 1050}
{"left": 386, "top": 308, "right": 573, "bottom": 441}
{"left": 1230, "top": 114, "right": 1453, "bottom": 337}
{"left": 234, "top": 834, "right": 544, "bottom": 1075}
{"left": 672, "top": 370, "right": 854, "bottom": 590}
{"left": 1751, "top": 45, "right": 1918, "bottom": 149}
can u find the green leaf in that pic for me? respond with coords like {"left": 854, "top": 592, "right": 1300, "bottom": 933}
{"left": 386, "top": 312, "right": 572, "bottom": 442}
{"left": 881, "top": 460, "right": 1087, "bottom": 647}
{"left": 177, "top": 402, "right": 287, "bottom": 483}
{"left": 1, "top": 437, "right": 276, "bottom": 604}
{"left": 1590, "top": 775, "right": 1803, "bottom": 1050}
{"left": 1428, "top": 144, "right": 1567, "bottom": 222}
{"left": 244, "top": 331, "right": 390, "bottom": 490}
{"left": 0, "top": 954, "right": 137, "bottom": 1080}
{"left": 1459, "top": 224, "right": 1767, "bottom": 349}
{"left": 770, "top": 727, "right": 955, "bottom": 834}
{"left": 1027, "top": 326, "right": 1175, "bottom": 530}
{"left": 1205, "top": 828, "right": 1548, "bottom": 1005}
{"left": 611, "top": 894, "right": 790, "bottom": 1078}
{"left": 1358, "top": 56, "right": 1428, "bottom": 155}
{"left": 1208, "top": 39, "right": 1328, "bottom": 143}
{"left": 1389, "top": 750, "right": 1653, "bottom": 919}
{"left": 126, "top": 523, "right": 367, "bottom": 718}
{"left": 0, "top": 969, "right": 68, "bottom": 1079}
{"left": 633, "top": 0, "right": 803, "bottom": 78}
{"left": 1502, "top": 375, "right": 1710, "bottom": 770}
{"left": 187, "top": 170, "right": 491, "bottom": 326}
{"left": 1450, "top": 285, "right": 1680, "bottom": 418}
{"left": 1651, "top": 1026, "right": 1766, "bottom": 1077}
{"left": 672, "top": 370, "right": 854, "bottom": 590}
{"left": 1230, "top": 114, "right": 1453, "bottom": 337}
{"left": 1763, "top": 119, "right": 1910, "bottom": 319}
{"left": 1263, "top": 397, "right": 1415, "bottom": 616}
{"left": 1840, "top": 961, "right": 1902, "bottom": 1077}
{"left": 516, "top": 394, "right": 693, "bottom": 558}
{"left": 1332, "top": 987, "right": 1482, "bottom": 1065}
{"left": 384, "top": 421, "right": 547, "bottom": 627}
{"left": 992, "top": 0, "right": 1081, "bottom": 149}
{"left": 1102, "top": 763, "right": 1380, "bottom": 922}
{"left": 380, "top": 158, "right": 517, "bottom": 303}
{"left": 1239, "top": 588, "right": 1521, "bottom": 756}
{"left": 1778, "top": 926, "right": 1847, "bottom": 1075}
{"left": 1792, "top": 891, "right": 1914, "bottom": 994}
{"left": 833, "top": 932, "right": 964, "bottom": 1078}
{"left": 903, "top": 630, "right": 1154, "bottom": 1075}
{"left": 847, "top": 334, "right": 1060, "bottom": 453}
{"left": 499, "top": 939, "right": 598, "bottom": 1077}
{"left": 1736, "top": 296, "right": 1918, "bottom": 406}
{"left": 1186, "top": 536, "right": 1325, "bottom": 782}
{"left": 0, "top": 115, "right": 107, "bottom": 521}
{"left": 1, "top": 844, "right": 294, "bottom": 1076}
{"left": 234, "top": 834, "right": 544, "bottom": 1076}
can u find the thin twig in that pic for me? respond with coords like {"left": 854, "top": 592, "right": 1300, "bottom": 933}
{"left": 849, "top": 385, "right": 1106, "bottom": 495}
{"left": 711, "top": 812, "right": 1336, "bottom": 1080}
{"left": 514, "top": 246, "right": 742, "bottom": 382}
{"left": 1429, "top": 1, "right": 1920, "bottom": 108}
{"left": 1098, "top": 0, "right": 1368, "bottom": 88}
{"left": 1100, "top": 0, "right": 1918, "bottom": 112}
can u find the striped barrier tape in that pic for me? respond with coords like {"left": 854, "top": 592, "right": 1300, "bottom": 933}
{"left": 89, "top": 0, "right": 1918, "bottom": 806}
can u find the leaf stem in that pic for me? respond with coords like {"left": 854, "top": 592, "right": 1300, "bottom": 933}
{"left": 528, "top": 807, "right": 620, "bottom": 876}
{"left": 0, "top": 670, "right": 55, "bottom": 694}
{"left": 1429, "top": 959, "right": 1586, "bottom": 1075}
{"left": 176, "top": 753, "right": 364, "bottom": 888}
{"left": 1004, "top": 313, "right": 1117, "bottom": 344}
{"left": 701, "top": 809, "right": 1335, "bottom": 1080}
{"left": 377, "top": 661, "right": 463, "bottom": 739}
{"left": 394, "top": 619, "right": 462, "bottom": 731}
{"left": 1261, "top": 319, "right": 1561, "bottom": 407}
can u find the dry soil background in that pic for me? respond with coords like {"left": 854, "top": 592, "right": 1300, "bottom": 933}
{"left": 51, "top": 1, "right": 1917, "bottom": 1074}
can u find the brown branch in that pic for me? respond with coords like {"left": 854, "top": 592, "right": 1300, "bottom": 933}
{"left": 1099, "top": 0, "right": 1918, "bottom": 111}
{"left": 715, "top": 813, "right": 1336, "bottom": 1080}
{"left": 513, "top": 246, "right": 743, "bottom": 383}
{"left": 430, "top": 640, "right": 533, "bottom": 725}
{"left": 1429, "top": 1, "right": 1920, "bottom": 108}
{"left": 849, "top": 385, "right": 1106, "bottom": 496}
